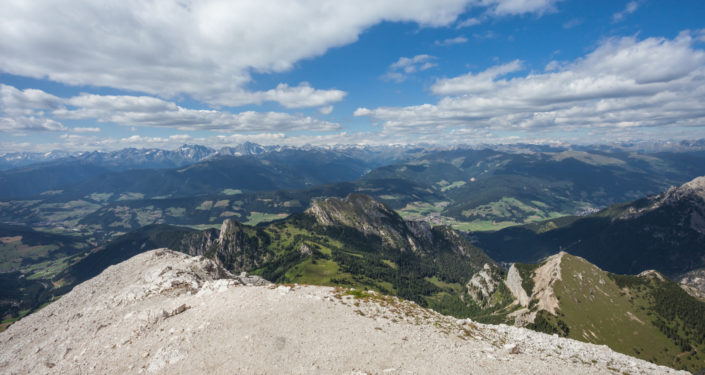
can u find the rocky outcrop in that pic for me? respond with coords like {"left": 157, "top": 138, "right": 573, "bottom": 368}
{"left": 466, "top": 264, "right": 503, "bottom": 307}
{"left": 621, "top": 176, "right": 705, "bottom": 221}
{"left": 505, "top": 264, "right": 531, "bottom": 307}
{"left": 306, "top": 194, "right": 490, "bottom": 265}
{"left": 506, "top": 253, "right": 564, "bottom": 326}
{"left": 677, "top": 268, "right": 705, "bottom": 300}
{"left": 0, "top": 249, "right": 684, "bottom": 375}
{"left": 306, "top": 193, "right": 427, "bottom": 252}
{"left": 206, "top": 219, "right": 269, "bottom": 273}
{"left": 531, "top": 252, "right": 563, "bottom": 315}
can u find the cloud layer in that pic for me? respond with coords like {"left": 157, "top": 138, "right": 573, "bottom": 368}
{"left": 356, "top": 32, "right": 705, "bottom": 139}
{"left": 0, "top": 0, "right": 481, "bottom": 109}
{"left": 0, "top": 85, "right": 339, "bottom": 133}
{"left": 0, "top": 0, "right": 564, "bottom": 110}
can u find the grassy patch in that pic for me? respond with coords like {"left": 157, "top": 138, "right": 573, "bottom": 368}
{"left": 425, "top": 276, "right": 464, "bottom": 293}
{"left": 214, "top": 199, "right": 230, "bottom": 208}
{"left": 116, "top": 192, "right": 145, "bottom": 201}
{"left": 460, "top": 197, "right": 564, "bottom": 228}
{"left": 554, "top": 255, "right": 684, "bottom": 370}
{"left": 195, "top": 200, "right": 214, "bottom": 210}
{"left": 87, "top": 192, "right": 113, "bottom": 202}
{"left": 166, "top": 207, "right": 186, "bottom": 217}
{"left": 281, "top": 258, "right": 340, "bottom": 285}
{"left": 244, "top": 212, "right": 289, "bottom": 226}
{"left": 440, "top": 180, "right": 466, "bottom": 192}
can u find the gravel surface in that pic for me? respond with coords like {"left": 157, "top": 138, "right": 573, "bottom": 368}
{"left": 0, "top": 249, "right": 689, "bottom": 375}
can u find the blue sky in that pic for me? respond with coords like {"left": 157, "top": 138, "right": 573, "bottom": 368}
{"left": 1, "top": 0, "right": 704, "bottom": 151}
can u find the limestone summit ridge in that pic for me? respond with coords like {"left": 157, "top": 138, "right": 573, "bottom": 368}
{"left": 0, "top": 249, "right": 685, "bottom": 375}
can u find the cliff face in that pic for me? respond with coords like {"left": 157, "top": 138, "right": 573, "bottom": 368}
{"left": 306, "top": 194, "right": 492, "bottom": 264}
{"left": 0, "top": 249, "right": 684, "bottom": 375}
{"left": 204, "top": 219, "right": 270, "bottom": 273}
{"left": 306, "top": 193, "right": 432, "bottom": 252}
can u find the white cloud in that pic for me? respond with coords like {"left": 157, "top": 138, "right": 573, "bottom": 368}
{"left": 0, "top": 1, "right": 562, "bottom": 109}
{"left": 0, "top": 85, "right": 341, "bottom": 133}
{"left": 431, "top": 60, "right": 522, "bottom": 95}
{"left": 0, "top": 84, "right": 62, "bottom": 114}
{"left": 435, "top": 36, "right": 469, "bottom": 46}
{"left": 457, "top": 0, "right": 560, "bottom": 26}
{"left": 318, "top": 106, "right": 334, "bottom": 115}
{"left": 384, "top": 55, "right": 438, "bottom": 82}
{"left": 255, "top": 83, "right": 346, "bottom": 109}
{"left": 0, "top": 1, "right": 479, "bottom": 109}
{"left": 695, "top": 29, "right": 705, "bottom": 43}
{"left": 480, "top": 0, "right": 560, "bottom": 16}
{"left": 612, "top": 1, "right": 639, "bottom": 22}
{"left": 71, "top": 127, "right": 101, "bottom": 133}
{"left": 0, "top": 116, "right": 66, "bottom": 133}
{"left": 357, "top": 32, "right": 705, "bottom": 141}
{"left": 55, "top": 94, "right": 341, "bottom": 132}
{"left": 456, "top": 17, "right": 481, "bottom": 28}
{"left": 0, "top": 84, "right": 66, "bottom": 132}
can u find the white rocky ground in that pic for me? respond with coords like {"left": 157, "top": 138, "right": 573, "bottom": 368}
{"left": 0, "top": 249, "right": 688, "bottom": 375}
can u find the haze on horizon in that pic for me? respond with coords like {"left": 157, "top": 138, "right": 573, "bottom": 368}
{"left": 1, "top": 0, "right": 705, "bottom": 152}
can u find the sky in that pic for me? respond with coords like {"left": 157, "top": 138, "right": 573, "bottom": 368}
{"left": 1, "top": 0, "right": 705, "bottom": 152}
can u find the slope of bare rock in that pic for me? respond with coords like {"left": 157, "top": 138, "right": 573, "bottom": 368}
{"left": 0, "top": 249, "right": 687, "bottom": 375}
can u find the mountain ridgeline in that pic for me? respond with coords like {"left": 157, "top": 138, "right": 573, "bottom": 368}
{"left": 464, "top": 252, "right": 705, "bottom": 372}
{"left": 474, "top": 176, "right": 705, "bottom": 277}
{"left": 3, "top": 145, "right": 705, "bottom": 239}
{"left": 60, "top": 194, "right": 496, "bottom": 317}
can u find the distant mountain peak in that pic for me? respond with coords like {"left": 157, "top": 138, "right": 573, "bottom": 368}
{"left": 657, "top": 175, "right": 705, "bottom": 204}
{"left": 615, "top": 175, "right": 705, "bottom": 222}
{"left": 675, "top": 176, "right": 705, "bottom": 198}
{"left": 306, "top": 193, "right": 399, "bottom": 229}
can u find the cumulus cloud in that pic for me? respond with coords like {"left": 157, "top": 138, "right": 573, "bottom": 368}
{"left": 431, "top": 60, "right": 523, "bottom": 95}
{"left": 356, "top": 32, "right": 705, "bottom": 141}
{"left": 0, "top": 84, "right": 66, "bottom": 132}
{"left": 0, "top": 0, "right": 479, "bottom": 109}
{"left": 0, "top": 116, "right": 66, "bottom": 133}
{"left": 384, "top": 55, "right": 438, "bottom": 82}
{"left": 0, "top": 1, "right": 562, "bottom": 109}
{"left": 55, "top": 94, "right": 341, "bottom": 132}
{"left": 0, "top": 84, "right": 62, "bottom": 114}
{"left": 612, "top": 1, "right": 639, "bottom": 23}
{"left": 251, "top": 83, "right": 346, "bottom": 109}
{"left": 0, "top": 85, "right": 340, "bottom": 133}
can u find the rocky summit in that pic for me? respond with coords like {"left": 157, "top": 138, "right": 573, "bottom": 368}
{"left": 0, "top": 249, "right": 685, "bottom": 375}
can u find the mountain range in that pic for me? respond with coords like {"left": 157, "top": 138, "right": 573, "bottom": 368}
{"left": 474, "top": 176, "right": 705, "bottom": 278}
{"left": 3, "top": 142, "right": 705, "bottom": 372}
{"left": 3, "top": 145, "right": 705, "bottom": 244}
